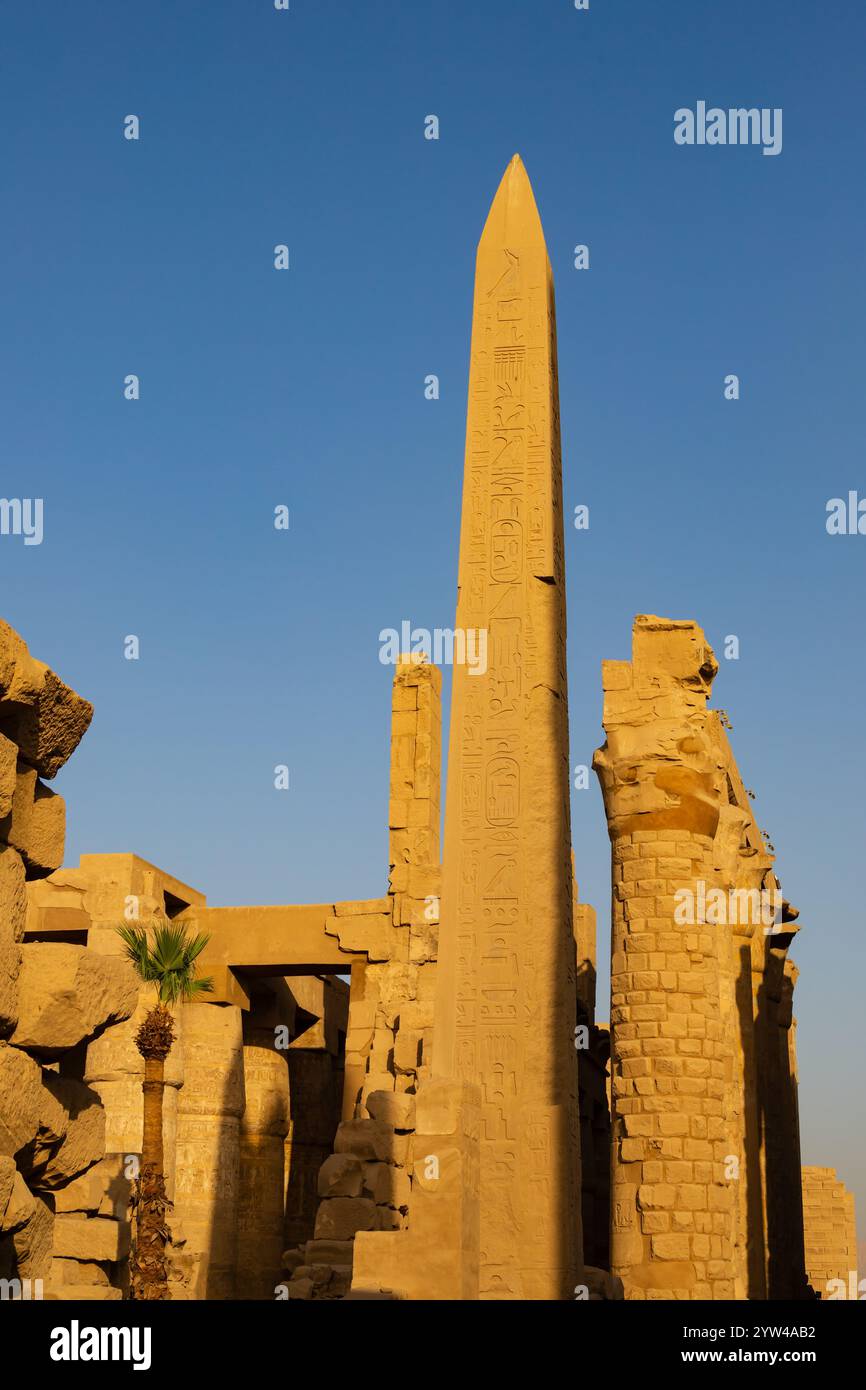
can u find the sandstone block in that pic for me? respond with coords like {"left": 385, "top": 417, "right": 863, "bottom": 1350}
{"left": 53, "top": 1155, "right": 130, "bottom": 1216}
{"left": 52, "top": 1214, "right": 130, "bottom": 1262}
{"left": 23, "top": 1073, "right": 106, "bottom": 1192}
{"left": 0, "top": 645, "right": 93, "bottom": 780}
{"left": 333, "top": 1120, "right": 382, "bottom": 1161}
{"left": 1, "top": 1169, "right": 34, "bottom": 1233}
{"left": 11, "top": 1188, "right": 54, "bottom": 1279}
{"left": 374, "top": 1205, "right": 404, "bottom": 1231}
{"left": 368, "top": 1163, "right": 411, "bottom": 1209}
{"left": 0, "top": 844, "right": 26, "bottom": 942}
{"left": 0, "top": 732, "right": 16, "bottom": 818}
{"left": 9, "top": 943, "right": 137, "bottom": 1057}
{"left": 651, "top": 1233, "right": 692, "bottom": 1261}
{"left": 287, "top": 1277, "right": 314, "bottom": 1300}
{"left": 313, "top": 1197, "right": 376, "bottom": 1241}
{"left": 393, "top": 1029, "right": 421, "bottom": 1074}
{"left": 49, "top": 1256, "right": 111, "bottom": 1286}
{"left": 302, "top": 1238, "right": 354, "bottom": 1265}
{"left": 366, "top": 1091, "right": 415, "bottom": 1132}
{"left": 0, "top": 925, "right": 20, "bottom": 1039}
{"left": 6, "top": 766, "right": 65, "bottom": 877}
{"left": 317, "top": 1153, "right": 363, "bottom": 1198}
{"left": 0, "top": 1152, "right": 16, "bottom": 1227}
{"left": 327, "top": 913, "right": 393, "bottom": 962}
{"left": 0, "top": 1043, "right": 49, "bottom": 1157}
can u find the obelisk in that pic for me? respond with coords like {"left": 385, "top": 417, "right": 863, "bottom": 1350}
{"left": 432, "top": 154, "right": 582, "bottom": 1298}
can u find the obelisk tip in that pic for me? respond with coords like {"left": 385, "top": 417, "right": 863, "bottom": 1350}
{"left": 479, "top": 153, "right": 546, "bottom": 251}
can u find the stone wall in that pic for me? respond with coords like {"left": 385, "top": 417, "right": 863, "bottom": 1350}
{"left": 0, "top": 619, "right": 138, "bottom": 1300}
{"left": 802, "top": 1167, "right": 858, "bottom": 1297}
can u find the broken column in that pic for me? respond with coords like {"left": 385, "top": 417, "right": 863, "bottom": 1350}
{"left": 594, "top": 615, "right": 803, "bottom": 1300}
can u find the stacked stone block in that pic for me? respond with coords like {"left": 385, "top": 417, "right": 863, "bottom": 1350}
{"left": 0, "top": 618, "right": 138, "bottom": 1300}
{"left": 802, "top": 1167, "right": 858, "bottom": 1297}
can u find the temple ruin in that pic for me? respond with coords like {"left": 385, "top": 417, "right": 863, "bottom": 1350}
{"left": 0, "top": 156, "right": 858, "bottom": 1302}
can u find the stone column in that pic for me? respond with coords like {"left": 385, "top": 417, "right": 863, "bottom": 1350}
{"left": 236, "top": 992, "right": 290, "bottom": 1300}
{"left": 594, "top": 616, "right": 768, "bottom": 1300}
{"left": 284, "top": 977, "right": 346, "bottom": 1254}
{"left": 172, "top": 1001, "right": 244, "bottom": 1299}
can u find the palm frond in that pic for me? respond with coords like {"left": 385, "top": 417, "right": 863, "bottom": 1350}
{"left": 114, "top": 918, "right": 213, "bottom": 1005}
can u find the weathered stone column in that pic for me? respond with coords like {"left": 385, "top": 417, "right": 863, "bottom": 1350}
{"left": 172, "top": 1001, "right": 244, "bottom": 1299}
{"left": 236, "top": 992, "right": 290, "bottom": 1300}
{"left": 759, "top": 944, "right": 808, "bottom": 1299}
{"left": 595, "top": 617, "right": 754, "bottom": 1300}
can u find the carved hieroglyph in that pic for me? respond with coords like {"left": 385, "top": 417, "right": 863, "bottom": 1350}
{"left": 432, "top": 155, "right": 581, "bottom": 1298}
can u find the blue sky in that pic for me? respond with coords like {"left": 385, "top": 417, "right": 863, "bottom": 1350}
{"left": 2, "top": 1, "right": 864, "bottom": 1242}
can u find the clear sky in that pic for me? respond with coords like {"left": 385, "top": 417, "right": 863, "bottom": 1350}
{"left": 2, "top": 1, "right": 864, "bottom": 1252}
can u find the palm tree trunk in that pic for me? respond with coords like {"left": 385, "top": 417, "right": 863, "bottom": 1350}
{"left": 131, "top": 1010, "right": 174, "bottom": 1300}
{"left": 142, "top": 1055, "right": 165, "bottom": 1172}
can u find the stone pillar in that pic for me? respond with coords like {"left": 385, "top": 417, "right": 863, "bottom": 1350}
{"left": 594, "top": 615, "right": 780, "bottom": 1300}
{"left": 172, "top": 1002, "right": 244, "bottom": 1299}
{"left": 236, "top": 993, "right": 290, "bottom": 1300}
{"left": 284, "top": 978, "right": 345, "bottom": 1254}
{"left": 756, "top": 937, "right": 809, "bottom": 1299}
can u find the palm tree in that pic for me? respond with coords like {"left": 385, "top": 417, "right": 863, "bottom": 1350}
{"left": 115, "top": 919, "right": 214, "bottom": 1300}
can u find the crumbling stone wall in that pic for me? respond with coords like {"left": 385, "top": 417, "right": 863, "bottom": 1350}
{"left": 594, "top": 615, "right": 807, "bottom": 1301}
{"left": 802, "top": 1167, "right": 858, "bottom": 1297}
{"left": 282, "top": 654, "right": 442, "bottom": 1298}
{"left": 0, "top": 620, "right": 137, "bottom": 1300}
